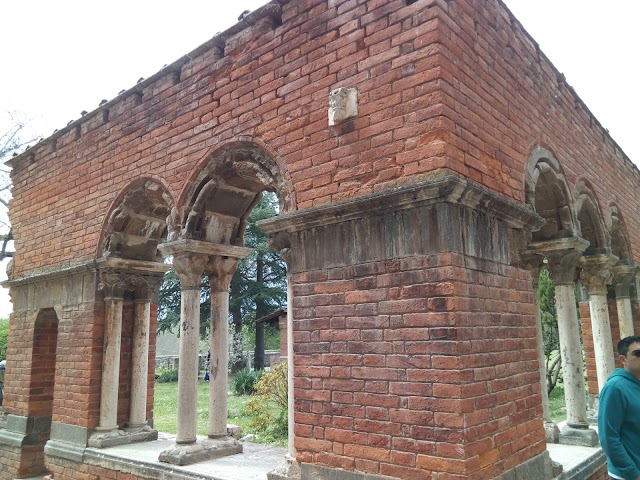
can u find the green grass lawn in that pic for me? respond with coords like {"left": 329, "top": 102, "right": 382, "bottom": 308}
{"left": 153, "top": 379, "right": 287, "bottom": 447}
{"left": 548, "top": 384, "right": 567, "bottom": 423}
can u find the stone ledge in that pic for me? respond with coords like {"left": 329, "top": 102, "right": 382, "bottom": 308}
{"left": 44, "top": 440, "right": 86, "bottom": 463}
{"left": 88, "top": 427, "right": 158, "bottom": 448}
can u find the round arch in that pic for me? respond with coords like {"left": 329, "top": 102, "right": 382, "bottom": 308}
{"left": 573, "top": 179, "right": 609, "bottom": 256}
{"left": 524, "top": 146, "right": 576, "bottom": 241}
{"left": 171, "top": 140, "right": 295, "bottom": 245}
{"left": 97, "top": 177, "right": 175, "bottom": 262}
{"left": 607, "top": 203, "right": 632, "bottom": 265}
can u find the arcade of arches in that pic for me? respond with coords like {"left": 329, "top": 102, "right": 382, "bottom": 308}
{"left": 1, "top": 1, "right": 639, "bottom": 479}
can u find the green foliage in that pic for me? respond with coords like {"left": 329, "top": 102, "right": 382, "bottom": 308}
{"left": 241, "top": 323, "right": 281, "bottom": 351}
{"left": 538, "top": 269, "right": 563, "bottom": 393}
{"left": 245, "top": 362, "right": 288, "bottom": 440}
{"left": 0, "top": 317, "right": 9, "bottom": 360}
{"left": 538, "top": 269, "right": 558, "bottom": 358}
{"left": 233, "top": 368, "right": 263, "bottom": 395}
{"left": 156, "top": 369, "right": 179, "bottom": 383}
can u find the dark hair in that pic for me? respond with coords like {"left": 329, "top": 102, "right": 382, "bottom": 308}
{"left": 617, "top": 336, "right": 640, "bottom": 356}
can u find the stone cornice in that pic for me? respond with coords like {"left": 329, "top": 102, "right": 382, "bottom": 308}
{"left": 2, "top": 256, "right": 169, "bottom": 288}
{"left": 258, "top": 174, "right": 544, "bottom": 234}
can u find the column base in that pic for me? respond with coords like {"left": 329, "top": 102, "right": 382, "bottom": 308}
{"left": 559, "top": 425, "right": 599, "bottom": 447}
{"left": 88, "top": 426, "right": 158, "bottom": 448}
{"left": 158, "top": 436, "right": 242, "bottom": 466}
{"left": 267, "top": 456, "right": 301, "bottom": 480}
{"left": 544, "top": 421, "right": 560, "bottom": 444}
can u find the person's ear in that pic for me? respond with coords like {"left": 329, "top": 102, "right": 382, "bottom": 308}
{"left": 619, "top": 354, "right": 627, "bottom": 366}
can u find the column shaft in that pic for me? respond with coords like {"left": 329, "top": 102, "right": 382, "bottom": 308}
{"left": 129, "top": 301, "right": 151, "bottom": 429}
{"left": 176, "top": 286, "right": 201, "bottom": 444}
{"left": 555, "top": 284, "right": 588, "bottom": 428}
{"left": 98, "top": 298, "right": 124, "bottom": 431}
{"left": 589, "top": 292, "right": 615, "bottom": 391}
{"left": 208, "top": 288, "right": 229, "bottom": 438}
{"left": 286, "top": 276, "right": 295, "bottom": 458}
{"left": 617, "top": 296, "right": 634, "bottom": 339}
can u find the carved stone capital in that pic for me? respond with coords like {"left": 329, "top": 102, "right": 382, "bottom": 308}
{"left": 206, "top": 257, "right": 239, "bottom": 292}
{"left": 171, "top": 252, "right": 209, "bottom": 289}
{"left": 127, "top": 274, "right": 164, "bottom": 302}
{"left": 98, "top": 271, "right": 128, "bottom": 299}
{"left": 612, "top": 264, "right": 636, "bottom": 299}
{"left": 579, "top": 254, "right": 617, "bottom": 295}
{"left": 266, "top": 231, "right": 292, "bottom": 267}
{"left": 524, "top": 237, "right": 589, "bottom": 285}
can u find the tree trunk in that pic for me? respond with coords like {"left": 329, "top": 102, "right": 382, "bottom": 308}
{"left": 254, "top": 253, "right": 266, "bottom": 370}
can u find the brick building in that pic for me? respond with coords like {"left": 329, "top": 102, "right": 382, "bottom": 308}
{"left": 0, "top": 0, "right": 638, "bottom": 479}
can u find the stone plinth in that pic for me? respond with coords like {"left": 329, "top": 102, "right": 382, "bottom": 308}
{"left": 158, "top": 436, "right": 242, "bottom": 466}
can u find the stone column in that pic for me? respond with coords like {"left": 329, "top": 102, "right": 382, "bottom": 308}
{"left": 580, "top": 255, "right": 617, "bottom": 393}
{"left": 172, "top": 252, "right": 207, "bottom": 445}
{"left": 127, "top": 276, "right": 161, "bottom": 441}
{"left": 207, "top": 257, "right": 238, "bottom": 438}
{"left": 613, "top": 266, "right": 636, "bottom": 339}
{"left": 89, "top": 273, "right": 126, "bottom": 447}
{"left": 158, "top": 239, "right": 250, "bottom": 466}
{"left": 545, "top": 242, "right": 598, "bottom": 446}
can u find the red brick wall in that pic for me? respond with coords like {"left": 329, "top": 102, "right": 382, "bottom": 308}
{"left": 11, "top": 0, "right": 639, "bottom": 281}
{"left": 292, "top": 252, "right": 545, "bottom": 479}
{"left": 580, "top": 302, "right": 598, "bottom": 397}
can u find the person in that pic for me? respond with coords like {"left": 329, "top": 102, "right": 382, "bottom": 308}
{"left": 598, "top": 335, "right": 640, "bottom": 480}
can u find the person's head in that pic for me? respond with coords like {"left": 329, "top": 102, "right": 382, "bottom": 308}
{"left": 617, "top": 335, "right": 640, "bottom": 380}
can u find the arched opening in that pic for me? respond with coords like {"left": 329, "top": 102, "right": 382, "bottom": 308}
{"left": 28, "top": 308, "right": 59, "bottom": 476}
{"left": 525, "top": 152, "right": 576, "bottom": 242}
{"left": 153, "top": 141, "right": 295, "bottom": 465}
{"left": 608, "top": 204, "right": 632, "bottom": 266}
{"left": 100, "top": 178, "right": 174, "bottom": 261}
{"left": 574, "top": 182, "right": 607, "bottom": 256}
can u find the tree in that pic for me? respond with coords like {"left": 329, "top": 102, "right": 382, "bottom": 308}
{"left": 157, "top": 193, "right": 287, "bottom": 369}
{"left": 538, "top": 268, "right": 562, "bottom": 393}
{"left": 0, "top": 112, "right": 36, "bottom": 261}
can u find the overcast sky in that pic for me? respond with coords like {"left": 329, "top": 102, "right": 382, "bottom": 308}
{"left": 0, "top": 0, "right": 637, "bottom": 317}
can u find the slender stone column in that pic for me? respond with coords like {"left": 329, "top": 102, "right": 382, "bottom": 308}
{"left": 580, "top": 255, "right": 617, "bottom": 392}
{"left": 158, "top": 239, "right": 250, "bottom": 466}
{"left": 613, "top": 266, "right": 636, "bottom": 339}
{"left": 96, "top": 274, "right": 126, "bottom": 434}
{"left": 207, "top": 258, "right": 238, "bottom": 438}
{"left": 127, "top": 276, "right": 162, "bottom": 433}
{"left": 286, "top": 271, "right": 295, "bottom": 458}
{"left": 172, "top": 252, "right": 207, "bottom": 444}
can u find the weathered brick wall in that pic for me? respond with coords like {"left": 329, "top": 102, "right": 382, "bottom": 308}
{"left": 435, "top": 0, "right": 640, "bottom": 256}
{"left": 4, "top": 0, "right": 639, "bottom": 479}
{"left": 12, "top": 0, "right": 638, "bottom": 281}
{"left": 291, "top": 249, "right": 545, "bottom": 479}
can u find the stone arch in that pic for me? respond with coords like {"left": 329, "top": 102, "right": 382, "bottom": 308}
{"left": 607, "top": 204, "right": 632, "bottom": 265}
{"left": 98, "top": 178, "right": 175, "bottom": 262}
{"left": 524, "top": 146, "right": 576, "bottom": 241}
{"left": 574, "top": 180, "right": 609, "bottom": 256}
{"left": 171, "top": 140, "right": 295, "bottom": 244}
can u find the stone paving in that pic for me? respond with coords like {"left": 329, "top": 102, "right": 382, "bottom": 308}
{"left": 87, "top": 433, "right": 288, "bottom": 480}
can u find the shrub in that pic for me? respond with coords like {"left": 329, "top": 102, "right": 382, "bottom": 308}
{"left": 233, "top": 368, "right": 262, "bottom": 395}
{"left": 0, "top": 318, "right": 9, "bottom": 360}
{"left": 156, "top": 369, "right": 179, "bottom": 383}
{"left": 245, "top": 362, "right": 287, "bottom": 439}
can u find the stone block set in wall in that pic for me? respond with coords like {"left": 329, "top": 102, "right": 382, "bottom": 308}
{"left": 1, "top": 0, "right": 639, "bottom": 479}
